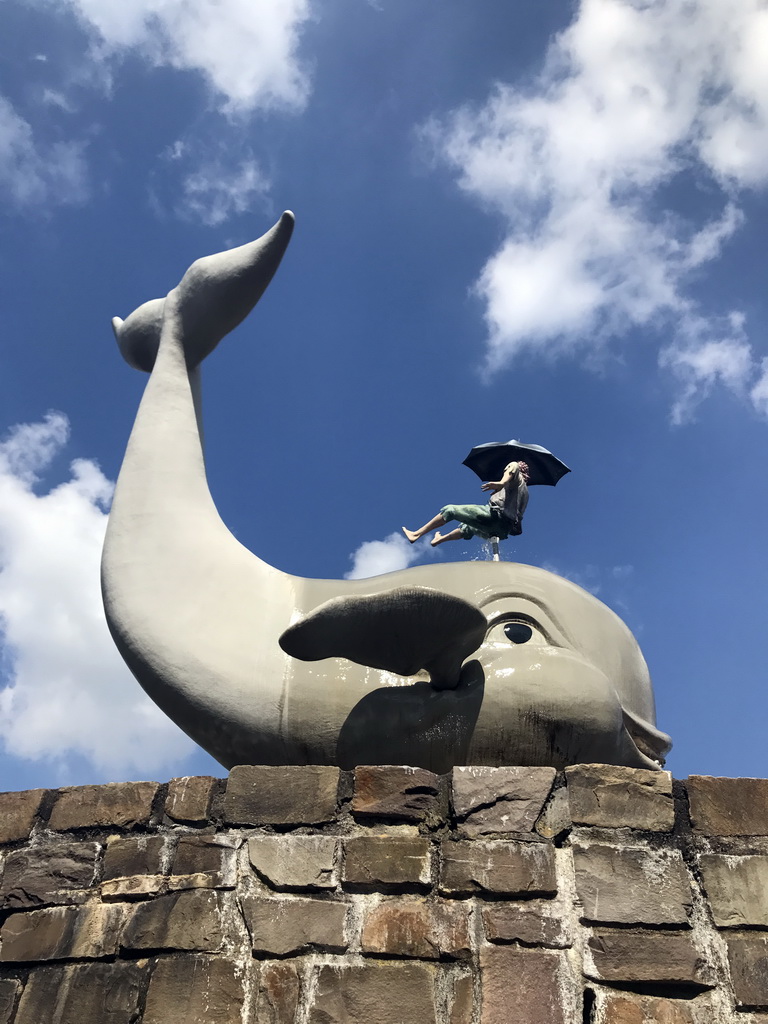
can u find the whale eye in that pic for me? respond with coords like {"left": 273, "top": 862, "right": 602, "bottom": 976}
{"left": 504, "top": 622, "right": 533, "bottom": 644}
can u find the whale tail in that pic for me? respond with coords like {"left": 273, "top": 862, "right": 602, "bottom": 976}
{"left": 111, "top": 210, "right": 295, "bottom": 373}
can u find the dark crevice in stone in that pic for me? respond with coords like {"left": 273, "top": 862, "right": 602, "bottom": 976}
{"left": 582, "top": 986, "right": 596, "bottom": 1024}
{"left": 594, "top": 979, "right": 713, "bottom": 998}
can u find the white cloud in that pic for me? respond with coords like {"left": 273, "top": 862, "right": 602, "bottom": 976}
{"left": 346, "top": 532, "right": 425, "bottom": 580}
{"left": 58, "top": 0, "right": 313, "bottom": 112}
{"left": 0, "top": 413, "right": 194, "bottom": 779}
{"left": 0, "top": 95, "right": 88, "bottom": 209}
{"left": 168, "top": 145, "right": 271, "bottom": 226}
{"left": 426, "top": 0, "right": 768, "bottom": 415}
{"left": 750, "top": 359, "right": 768, "bottom": 419}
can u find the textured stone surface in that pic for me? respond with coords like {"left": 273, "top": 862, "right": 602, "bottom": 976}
{"left": 248, "top": 835, "right": 338, "bottom": 890}
{"left": 361, "top": 898, "right": 471, "bottom": 959}
{"left": 169, "top": 835, "right": 236, "bottom": 889}
{"left": 440, "top": 840, "right": 556, "bottom": 897}
{"left": 241, "top": 894, "right": 348, "bottom": 955}
{"left": 0, "top": 789, "right": 46, "bottom": 844}
{"left": 224, "top": 765, "right": 339, "bottom": 825}
{"left": 13, "top": 961, "right": 147, "bottom": 1024}
{"left": 49, "top": 781, "right": 159, "bottom": 830}
{"left": 343, "top": 835, "right": 431, "bottom": 890}
{"left": 101, "top": 835, "right": 167, "bottom": 899}
{"left": 0, "top": 842, "right": 98, "bottom": 909}
{"left": 535, "top": 785, "right": 571, "bottom": 840}
{"left": 165, "top": 775, "right": 217, "bottom": 823}
{"left": 726, "top": 935, "right": 768, "bottom": 1009}
{"left": 352, "top": 766, "right": 442, "bottom": 821}
{"left": 121, "top": 889, "right": 222, "bottom": 952}
{"left": 699, "top": 854, "right": 768, "bottom": 927}
{"left": 143, "top": 956, "right": 245, "bottom": 1024}
{"left": 0, "top": 902, "right": 125, "bottom": 961}
{"left": 687, "top": 776, "right": 768, "bottom": 836}
{"left": 448, "top": 974, "right": 474, "bottom": 1024}
{"left": 257, "top": 961, "right": 302, "bottom": 1024}
{"left": 308, "top": 963, "right": 437, "bottom": 1024}
{"left": 481, "top": 901, "right": 572, "bottom": 947}
{"left": 0, "top": 980, "right": 20, "bottom": 1024}
{"left": 451, "top": 766, "right": 556, "bottom": 836}
{"left": 572, "top": 844, "right": 692, "bottom": 925}
{"left": 587, "top": 930, "right": 709, "bottom": 985}
{"left": 565, "top": 764, "right": 674, "bottom": 830}
{"left": 600, "top": 992, "right": 696, "bottom": 1023}
{"left": 479, "top": 946, "right": 567, "bottom": 1024}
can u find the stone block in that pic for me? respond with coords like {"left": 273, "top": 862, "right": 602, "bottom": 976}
{"left": 599, "top": 991, "right": 696, "bottom": 1024}
{"left": 48, "top": 781, "right": 159, "bottom": 830}
{"left": 479, "top": 947, "right": 568, "bottom": 1024}
{"left": 481, "top": 901, "right": 572, "bottom": 947}
{"left": 0, "top": 979, "right": 21, "bottom": 1024}
{"left": 0, "top": 841, "right": 98, "bottom": 909}
{"left": 352, "top": 766, "right": 442, "bottom": 822}
{"left": 121, "top": 889, "right": 222, "bottom": 952}
{"left": 13, "top": 961, "right": 148, "bottom": 1024}
{"left": 248, "top": 835, "right": 338, "bottom": 890}
{"left": 257, "top": 961, "right": 302, "bottom": 1024}
{"left": 241, "top": 894, "right": 348, "bottom": 955}
{"left": 307, "top": 963, "right": 437, "bottom": 1024}
{"left": 687, "top": 776, "right": 768, "bottom": 836}
{"left": 343, "top": 835, "right": 431, "bottom": 890}
{"left": 361, "top": 898, "right": 471, "bottom": 959}
{"left": 448, "top": 973, "right": 474, "bottom": 1024}
{"left": 587, "top": 930, "right": 710, "bottom": 985}
{"left": 726, "top": 935, "right": 768, "bottom": 1009}
{"left": 165, "top": 775, "right": 217, "bottom": 823}
{"left": 169, "top": 835, "right": 236, "bottom": 889}
{"left": 143, "top": 956, "right": 245, "bottom": 1024}
{"left": 101, "top": 835, "right": 167, "bottom": 899}
{"left": 440, "top": 840, "right": 556, "bottom": 897}
{"left": 0, "top": 902, "right": 126, "bottom": 961}
{"left": 451, "top": 766, "right": 556, "bottom": 837}
{"left": 535, "top": 785, "right": 571, "bottom": 840}
{"left": 224, "top": 765, "right": 339, "bottom": 825}
{"left": 699, "top": 854, "right": 768, "bottom": 927}
{"left": 0, "top": 789, "right": 46, "bottom": 844}
{"left": 565, "top": 764, "right": 674, "bottom": 830}
{"left": 572, "top": 844, "right": 692, "bottom": 925}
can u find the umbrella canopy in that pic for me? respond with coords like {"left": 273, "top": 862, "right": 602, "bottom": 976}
{"left": 462, "top": 440, "right": 571, "bottom": 487}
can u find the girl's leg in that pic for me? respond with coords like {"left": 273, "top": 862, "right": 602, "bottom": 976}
{"left": 402, "top": 514, "right": 446, "bottom": 543}
{"left": 431, "top": 528, "right": 464, "bottom": 547}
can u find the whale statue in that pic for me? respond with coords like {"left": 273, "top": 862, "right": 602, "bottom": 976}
{"left": 102, "top": 211, "right": 672, "bottom": 773}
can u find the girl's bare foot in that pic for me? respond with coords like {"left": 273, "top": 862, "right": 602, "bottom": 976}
{"left": 430, "top": 532, "right": 445, "bottom": 547}
{"left": 402, "top": 527, "right": 419, "bottom": 543}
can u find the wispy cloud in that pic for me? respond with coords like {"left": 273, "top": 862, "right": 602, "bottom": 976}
{"left": 345, "top": 532, "right": 426, "bottom": 579}
{"left": 160, "top": 141, "right": 271, "bottom": 226}
{"left": 425, "top": 0, "right": 768, "bottom": 419}
{"left": 0, "top": 413, "right": 194, "bottom": 780}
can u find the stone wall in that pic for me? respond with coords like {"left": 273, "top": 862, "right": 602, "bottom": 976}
{"left": 1, "top": 764, "right": 768, "bottom": 1023}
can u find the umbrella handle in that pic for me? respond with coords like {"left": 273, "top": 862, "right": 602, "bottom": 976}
{"left": 491, "top": 537, "right": 500, "bottom": 562}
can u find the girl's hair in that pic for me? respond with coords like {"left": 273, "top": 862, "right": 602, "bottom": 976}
{"left": 518, "top": 460, "right": 530, "bottom": 481}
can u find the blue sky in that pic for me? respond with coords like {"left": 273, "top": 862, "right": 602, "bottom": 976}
{"left": 1, "top": 0, "right": 767, "bottom": 791}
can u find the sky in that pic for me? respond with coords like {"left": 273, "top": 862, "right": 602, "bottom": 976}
{"left": 0, "top": 0, "right": 767, "bottom": 792}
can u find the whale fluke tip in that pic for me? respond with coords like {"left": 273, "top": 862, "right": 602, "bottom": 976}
{"left": 111, "top": 316, "right": 124, "bottom": 339}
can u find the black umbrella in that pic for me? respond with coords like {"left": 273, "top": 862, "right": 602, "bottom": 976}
{"left": 462, "top": 440, "right": 570, "bottom": 487}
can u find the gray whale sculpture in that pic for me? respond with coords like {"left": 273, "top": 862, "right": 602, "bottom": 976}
{"left": 102, "top": 211, "right": 672, "bottom": 773}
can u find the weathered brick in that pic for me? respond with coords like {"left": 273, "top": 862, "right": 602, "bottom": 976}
{"left": 599, "top": 991, "right": 696, "bottom": 1024}
{"left": 0, "top": 902, "right": 126, "bottom": 961}
{"left": 13, "top": 961, "right": 147, "bottom": 1024}
{"left": 257, "top": 961, "right": 302, "bottom": 1024}
{"left": 241, "top": 894, "right": 348, "bottom": 956}
{"left": 165, "top": 776, "right": 217, "bottom": 824}
{"left": 48, "top": 781, "right": 159, "bottom": 830}
{"left": 572, "top": 844, "right": 692, "bottom": 925}
{"left": 448, "top": 973, "right": 474, "bottom": 1024}
{"left": 352, "top": 766, "right": 442, "bottom": 822}
{"left": 307, "top": 963, "right": 437, "bottom": 1024}
{"left": 343, "top": 835, "right": 431, "bottom": 890}
{"left": 726, "top": 935, "right": 768, "bottom": 1009}
{"left": 248, "top": 835, "right": 338, "bottom": 890}
{"left": 0, "top": 789, "right": 46, "bottom": 844}
{"left": 169, "top": 835, "right": 236, "bottom": 890}
{"left": 565, "top": 764, "right": 674, "bottom": 830}
{"left": 479, "top": 947, "right": 568, "bottom": 1024}
{"left": 699, "top": 854, "right": 768, "bottom": 927}
{"left": 451, "top": 767, "right": 556, "bottom": 837}
{"left": 361, "top": 898, "right": 471, "bottom": 959}
{"left": 101, "top": 835, "right": 167, "bottom": 900}
{"left": 121, "top": 889, "right": 222, "bottom": 952}
{"left": 224, "top": 765, "right": 339, "bottom": 825}
{"left": 687, "top": 776, "right": 768, "bottom": 836}
{"left": 0, "top": 842, "right": 98, "bottom": 909}
{"left": 440, "top": 840, "right": 556, "bottom": 897}
{"left": 0, "top": 979, "right": 21, "bottom": 1024}
{"left": 587, "top": 930, "right": 710, "bottom": 986}
{"left": 481, "top": 901, "right": 572, "bottom": 948}
{"left": 143, "top": 956, "right": 245, "bottom": 1024}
